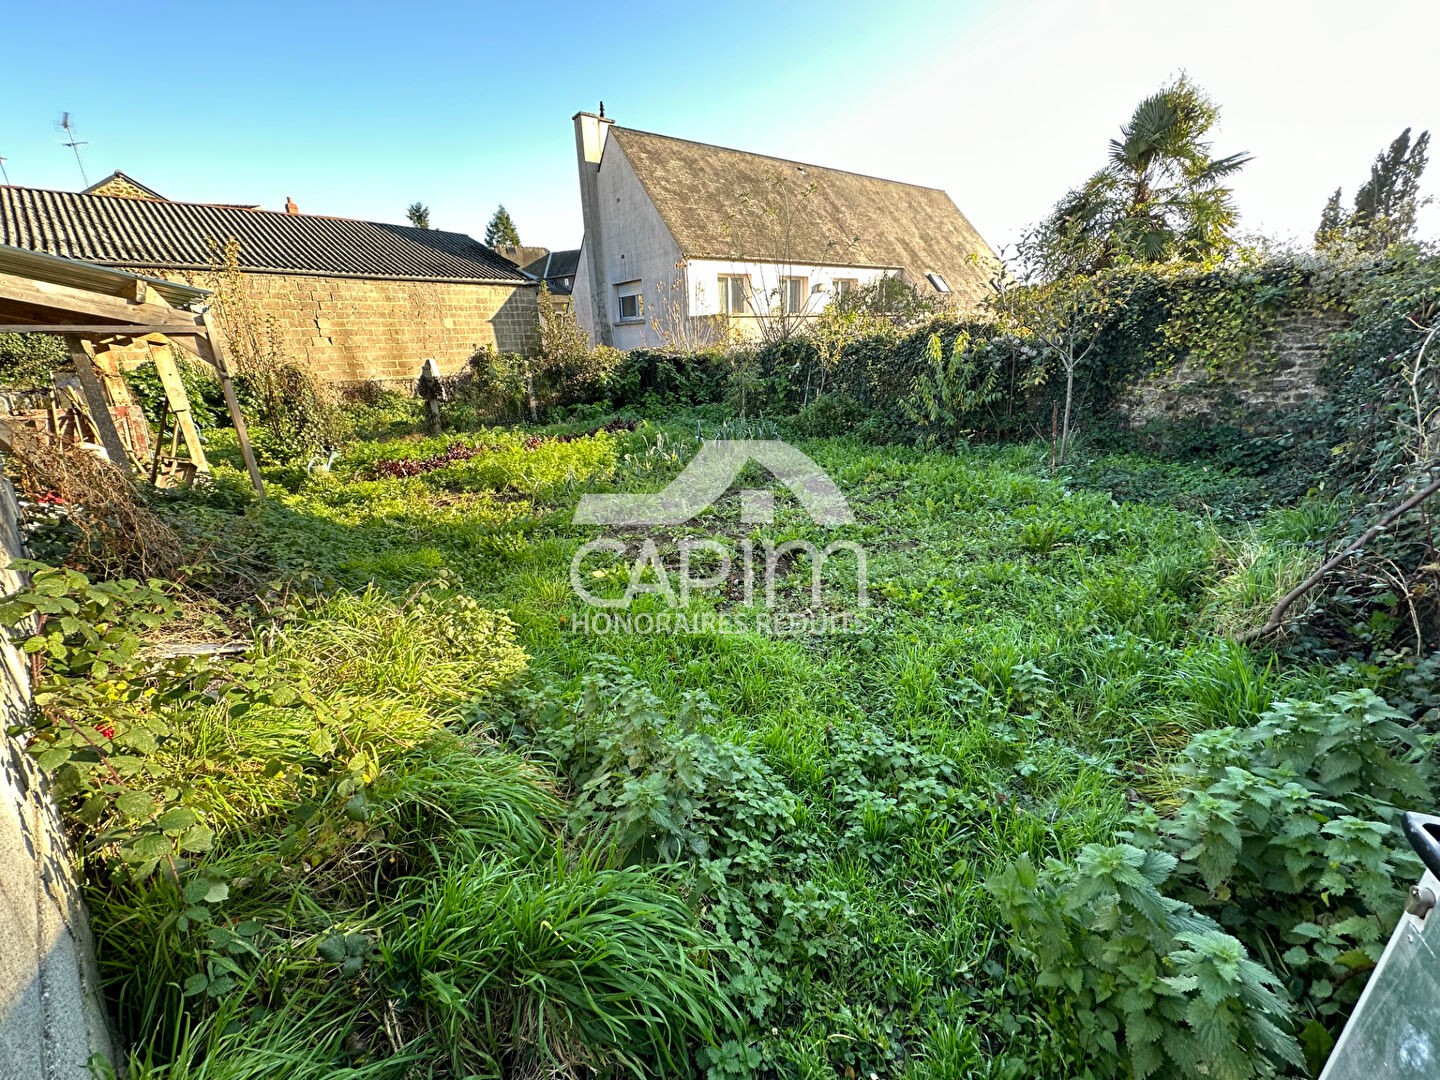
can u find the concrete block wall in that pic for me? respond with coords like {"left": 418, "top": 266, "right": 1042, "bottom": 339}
{"left": 0, "top": 479, "right": 115, "bottom": 1080}
{"left": 128, "top": 269, "right": 540, "bottom": 385}
{"left": 1118, "top": 308, "right": 1347, "bottom": 430}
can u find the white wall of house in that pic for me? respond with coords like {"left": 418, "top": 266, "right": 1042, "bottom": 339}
{"left": 573, "top": 113, "right": 906, "bottom": 350}
{"left": 683, "top": 259, "right": 895, "bottom": 341}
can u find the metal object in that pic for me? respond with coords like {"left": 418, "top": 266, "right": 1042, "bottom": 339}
{"left": 1320, "top": 813, "right": 1440, "bottom": 1078}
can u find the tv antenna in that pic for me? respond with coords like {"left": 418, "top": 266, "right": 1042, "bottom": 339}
{"left": 57, "top": 112, "right": 89, "bottom": 187}
{"left": 0, "top": 156, "right": 10, "bottom": 186}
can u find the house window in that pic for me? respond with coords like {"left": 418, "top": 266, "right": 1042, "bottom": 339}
{"left": 615, "top": 281, "right": 642, "bottom": 322}
{"left": 925, "top": 271, "right": 950, "bottom": 294}
{"left": 833, "top": 278, "right": 859, "bottom": 301}
{"left": 718, "top": 275, "right": 749, "bottom": 315}
{"left": 779, "top": 276, "right": 808, "bottom": 315}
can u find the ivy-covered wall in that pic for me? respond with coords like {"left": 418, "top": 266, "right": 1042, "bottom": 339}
{"left": 1118, "top": 306, "right": 1348, "bottom": 431}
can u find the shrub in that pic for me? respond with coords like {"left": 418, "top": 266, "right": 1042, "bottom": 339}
{"left": 235, "top": 359, "right": 343, "bottom": 465}
{"left": 123, "top": 351, "right": 226, "bottom": 429}
{"left": 791, "top": 392, "right": 871, "bottom": 438}
{"left": 0, "top": 331, "right": 65, "bottom": 388}
{"left": 990, "top": 688, "right": 1433, "bottom": 1076}
{"left": 603, "top": 348, "right": 730, "bottom": 410}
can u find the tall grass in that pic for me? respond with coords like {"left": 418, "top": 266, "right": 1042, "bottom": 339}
{"left": 72, "top": 422, "right": 1403, "bottom": 1077}
{"left": 384, "top": 847, "right": 734, "bottom": 1076}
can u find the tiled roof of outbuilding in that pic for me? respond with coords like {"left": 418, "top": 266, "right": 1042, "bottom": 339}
{"left": 0, "top": 185, "right": 529, "bottom": 285}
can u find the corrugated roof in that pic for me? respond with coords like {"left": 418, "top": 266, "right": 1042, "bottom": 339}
{"left": 0, "top": 186, "right": 530, "bottom": 285}
{"left": 607, "top": 127, "right": 995, "bottom": 304}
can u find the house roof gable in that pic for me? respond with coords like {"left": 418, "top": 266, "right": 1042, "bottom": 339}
{"left": 605, "top": 126, "right": 995, "bottom": 303}
{"left": 82, "top": 171, "right": 168, "bottom": 200}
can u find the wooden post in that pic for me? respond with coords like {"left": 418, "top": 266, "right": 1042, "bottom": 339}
{"left": 65, "top": 336, "right": 132, "bottom": 474}
{"left": 90, "top": 342, "right": 152, "bottom": 465}
{"left": 198, "top": 312, "right": 265, "bottom": 499}
{"left": 149, "top": 346, "right": 209, "bottom": 474}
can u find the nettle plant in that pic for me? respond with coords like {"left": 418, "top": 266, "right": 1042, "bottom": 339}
{"left": 989, "top": 688, "right": 1433, "bottom": 1079}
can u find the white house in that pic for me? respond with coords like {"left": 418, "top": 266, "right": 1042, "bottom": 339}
{"left": 570, "top": 110, "right": 996, "bottom": 350}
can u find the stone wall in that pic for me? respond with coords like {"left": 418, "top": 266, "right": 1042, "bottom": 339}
{"left": 1118, "top": 307, "right": 1347, "bottom": 430}
{"left": 0, "top": 480, "right": 115, "bottom": 1080}
{"left": 133, "top": 269, "right": 539, "bottom": 385}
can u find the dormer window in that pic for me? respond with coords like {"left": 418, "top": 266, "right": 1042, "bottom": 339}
{"left": 925, "top": 272, "right": 950, "bottom": 294}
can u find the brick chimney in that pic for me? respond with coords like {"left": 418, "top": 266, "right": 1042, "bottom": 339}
{"left": 285, "top": 196, "right": 299, "bottom": 215}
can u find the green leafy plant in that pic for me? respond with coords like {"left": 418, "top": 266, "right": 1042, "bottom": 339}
{"left": 991, "top": 688, "right": 1432, "bottom": 1077}
{"left": 0, "top": 564, "right": 220, "bottom": 880}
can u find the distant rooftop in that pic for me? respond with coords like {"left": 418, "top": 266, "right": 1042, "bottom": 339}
{"left": 0, "top": 183, "right": 530, "bottom": 285}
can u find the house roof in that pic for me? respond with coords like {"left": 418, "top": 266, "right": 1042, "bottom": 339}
{"left": 544, "top": 248, "right": 580, "bottom": 281}
{"left": 0, "top": 185, "right": 530, "bottom": 285}
{"left": 495, "top": 245, "right": 580, "bottom": 295}
{"left": 606, "top": 127, "right": 995, "bottom": 304}
{"left": 495, "top": 244, "right": 552, "bottom": 277}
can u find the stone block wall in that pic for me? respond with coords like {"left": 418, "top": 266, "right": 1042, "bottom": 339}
{"left": 1118, "top": 307, "right": 1347, "bottom": 430}
{"left": 131, "top": 269, "right": 540, "bottom": 386}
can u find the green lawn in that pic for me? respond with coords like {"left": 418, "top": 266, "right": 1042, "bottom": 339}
{"left": 60, "top": 418, "right": 1404, "bottom": 1078}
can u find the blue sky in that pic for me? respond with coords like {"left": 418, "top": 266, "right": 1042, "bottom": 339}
{"left": 3, "top": 0, "right": 1437, "bottom": 253}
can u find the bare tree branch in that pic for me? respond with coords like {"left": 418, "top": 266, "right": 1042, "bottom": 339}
{"left": 1237, "top": 473, "right": 1440, "bottom": 643}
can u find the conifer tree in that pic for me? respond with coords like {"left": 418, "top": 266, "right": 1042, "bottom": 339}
{"left": 485, "top": 205, "right": 521, "bottom": 247}
{"left": 1316, "top": 128, "right": 1430, "bottom": 252}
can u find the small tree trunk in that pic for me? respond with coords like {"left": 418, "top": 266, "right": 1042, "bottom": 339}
{"left": 1059, "top": 362, "right": 1076, "bottom": 465}
{"left": 1050, "top": 401, "right": 1058, "bottom": 471}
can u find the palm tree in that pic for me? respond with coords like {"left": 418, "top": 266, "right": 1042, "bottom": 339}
{"left": 1028, "top": 77, "right": 1250, "bottom": 275}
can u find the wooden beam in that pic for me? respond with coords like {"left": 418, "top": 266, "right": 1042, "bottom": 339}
{"left": 150, "top": 348, "right": 209, "bottom": 474}
{"left": 198, "top": 311, "right": 265, "bottom": 499}
{"left": 65, "top": 336, "right": 133, "bottom": 476}
{"left": 0, "top": 323, "right": 204, "bottom": 336}
{"left": 0, "top": 269, "right": 196, "bottom": 328}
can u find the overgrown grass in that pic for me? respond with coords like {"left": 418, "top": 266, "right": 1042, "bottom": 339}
{"left": 56, "top": 416, "right": 1432, "bottom": 1078}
